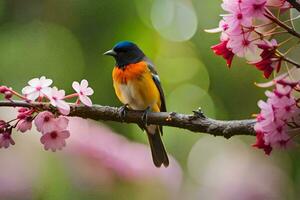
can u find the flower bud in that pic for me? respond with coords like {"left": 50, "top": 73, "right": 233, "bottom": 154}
{"left": 17, "top": 112, "right": 27, "bottom": 120}
{"left": 4, "top": 91, "right": 12, "bottom": 99}
{"left": 0, "top": 120, "right": 6, "bottom": 133}
{"left": 18, "top": 107, "right": 29, "bottom": 113}
{"left": 0, "top": 86, "right": 8, "bottom": 93}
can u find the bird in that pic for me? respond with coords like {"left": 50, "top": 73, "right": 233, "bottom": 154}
{"left": 104, "top": 41, "right": 169, "bottom": 167}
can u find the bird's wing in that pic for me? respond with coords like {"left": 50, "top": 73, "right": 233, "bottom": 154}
{"left": 144, "top": 57, "right": 167, "bottom": 112}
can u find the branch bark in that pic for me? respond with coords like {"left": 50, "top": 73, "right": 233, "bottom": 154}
{"left": 0, "top": 101, "right": 256, "bottom": 138}
{"left": 286, "top": 0, "right": 300, "bottom": 13}
{"left": 265, "top": 8, "right": 300, "bottom": 39}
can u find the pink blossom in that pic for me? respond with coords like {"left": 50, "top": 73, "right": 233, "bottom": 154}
{"left": 4, "top": 91, "right": 12, "bottom": 100}
{"left": 22, "top": 76, "right": 53, "bottom": 101}
{"left": 227, "top": 32, "right": 262, "bottom": 61}
{"left": 47, "top": 87, "right": 70, "bottom": 115}
{"left": 0, "top": 130, "right": 15, "bottom": 149}
{"left": 66, "top": 117, "right": 182, "bottom": 194}
{"left": 72, "top": 79, "right": 94, "bottom": 107}
{"left": 257, "top": 100, "right": 274, "bottom": 123}
{"left": 221, "top": 0, "right": 241, "bottom": 13}
{"left": 0, "top": 86, "right": 8, "bottom": 93}
{"left": 17, "top": 117, "right": 33, "bottom": 133}
{"left": 243, "top": 0, "right": 267, "bottom": 19}
{"left": 263, "top": 124, "right": 290, "bottom": 146}
{"left": 34, "top": 111, "right": 69, "bottom": 134}
{"left": 253, "top": 77, "right": 298, "bottom": 154}
{"left": 17, "top": 108, "right": 33, "bottom": 120}
{"left": 40, "top": 130, "right": 70, "bottom": 152}
{"left": 206, "top": 20, "right": 229, "bottom": 33}
{"left": 222, "top": 0, "right": 252, "bottom": 32}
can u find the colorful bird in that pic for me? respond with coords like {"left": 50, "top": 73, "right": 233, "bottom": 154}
{"left": 104, "top": 41, "right": 169, "bottom": 167}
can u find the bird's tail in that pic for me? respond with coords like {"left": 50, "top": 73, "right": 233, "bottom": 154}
{"left": 146, "top": 125, "right": 169, "bottom": 168}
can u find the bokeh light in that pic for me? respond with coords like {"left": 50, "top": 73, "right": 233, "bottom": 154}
{"left": 151, "top": 0, "right": 198, "bottom": 41}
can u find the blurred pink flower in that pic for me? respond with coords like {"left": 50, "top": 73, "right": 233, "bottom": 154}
{"left": 72, "top": 79, "right": 94, "bottom": 107}
{"left": 0, "top": 130, "right": 15, "bottom": 149}
{"left": 35, "top": 111, "right": 69, "bottom": 134}
{"left": 21, "top": 76, "right": 53, "bottom": 101}
{"left": 0, "top": 86, "right": 8, "bottom": 93}
{"left": 17, "top": 107, "right": 31, "bottom": 120}
{"left": 188, "top": 137, "right": 291, "bottom": 200}
{"left": 0, "top": 120, "right": 6, "bottom": 131}
{"left": 4, "top": 91, "right": 12, "bottom": 100}
{"left": 243, "top": 0, "right": 267, "bottom": 19}
{"left": 17, "top": 117, "right": 33, "bottom": 133}
{"left": 40, "top": 130, "right": 70, "bottom": 152}
{"left": 66, "top": 117, "right": 182, "bottom": 193}
{"left": 46, "top": 87, "right": 70, "bottom": 115}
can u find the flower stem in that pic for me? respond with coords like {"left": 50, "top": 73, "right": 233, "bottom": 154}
{"left": 281, "top": 55, "right": 300, "bottom": 68}
{"left": 264, "top": 8, "right": 300, "bottom": 39}
{"left": 286, "top": 0, "right": 300, "bottom": 13}
{"left": 8, "top": 89, "right": 27, "bottom": 101}
{"left": 63, "top": 93, "right": 78, "bottom": 100}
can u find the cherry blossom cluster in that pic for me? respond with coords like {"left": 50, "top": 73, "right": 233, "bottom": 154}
{"left": 208, "top": 0, "right": 300, "bottom": 154}
{"left": 253, "top": 74, "right": 300, "bottom": 154}
{"left": 0, "top": 76, "right": 94, "bottom": 151}
{"left": 207, "top": 0, "right": 294, "bottom": 78}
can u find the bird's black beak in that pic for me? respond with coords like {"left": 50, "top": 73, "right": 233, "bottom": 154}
{"left": 103, "top": 49, "right": 117, "bottom": 56}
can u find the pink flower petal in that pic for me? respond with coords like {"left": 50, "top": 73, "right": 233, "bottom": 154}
{"left": 40, "top": 130, "right": 70, "bottom": 152}
{"left": 80, "top": 79, "right": 89, "bottom": 89}
{"left": 79, "top": 95, "right": 92, "bottom": 107}
{"left": 40, "top": 78, "right": 53, "bottom": 87}
{"left": 21, "top": 86, "right": 36, "bottom": 95}
{"left": 72, "top": 81, "right": 81, "bottom": 93}
{"left": 28, "top": 78, "right": 40, "bottom": 87}
{"left": 84, "top": 87, "right": 94, "bottom": 96}
{"left": 58, "top": 108, "right": 70, "bottom": 116}
{"left": 26, "top": 91, "right": 40, "bottom": 101}
{"left": 55, "top": 117, "right": 69, "bottom": 131}
{"left": 57, "top": 100, "right": 70, "bottom": 111}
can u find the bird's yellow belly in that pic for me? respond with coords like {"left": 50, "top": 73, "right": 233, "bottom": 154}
{"left": 116, "top": 78, "right": 159, "bottom": 110}
{"left": 112, "top": 62, "right": 161, "bottom": 111}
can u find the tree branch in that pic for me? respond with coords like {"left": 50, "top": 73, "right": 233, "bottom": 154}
{"left": 286, "top": 0, "right": 300, "bottom": 13}
{"left": 0, "top": 101, "right": 256, "bottom": 138}
{"left": 265, "top": 8, "right": 300, "bottom": 39}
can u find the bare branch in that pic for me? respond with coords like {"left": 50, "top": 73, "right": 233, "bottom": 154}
{"left": 286, "top": 0, "right": 300, "bottom": 13}
{"left": 0, "top": 100, "right": 256, "bottom": 138}
{"left": 265, "top": 8, "right": 300, "bottom": 39}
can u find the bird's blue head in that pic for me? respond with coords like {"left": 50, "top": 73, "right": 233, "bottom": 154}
{"left": 103, "top": 41, "right": 145, "bottom": 67}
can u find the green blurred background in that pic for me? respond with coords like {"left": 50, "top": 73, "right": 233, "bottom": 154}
{"left": 0, "top": 0, "right": 299, "bottom": 199}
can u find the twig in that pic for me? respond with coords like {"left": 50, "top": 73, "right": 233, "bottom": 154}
{"left": 286, "top": 0, "right": 300, "bottom": 13}
{"left": 282, "top": 56, "right": 300, "bottom": 67}
{"left": 0, "top": 101, "right": 256, "bottom": 138}
{"left": 265, "top": 8, "right": 300, "bottom": 39}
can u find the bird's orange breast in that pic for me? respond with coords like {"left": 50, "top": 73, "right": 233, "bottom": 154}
{"left": 112, "top": 61, "right": 161, "bottom": 111}
{"left": 112, "top": 61, "right": 148, "bottom": 84}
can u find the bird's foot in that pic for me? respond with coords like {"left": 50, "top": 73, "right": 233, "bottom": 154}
{"left": 118, "top": 104, "right": 129, "bottom": 121}
{"left": 141, "top": 106, "right": 151, "bottom": 126}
